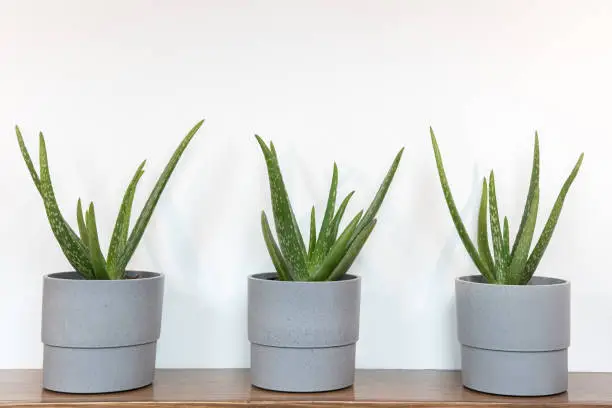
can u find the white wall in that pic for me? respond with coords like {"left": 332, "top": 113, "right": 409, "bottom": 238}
{"left": 1, "top": 0, "right": 610, "bottom": 371}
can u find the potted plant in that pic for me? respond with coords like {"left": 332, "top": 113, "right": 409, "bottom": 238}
{"left": 249, "top": 136, "right": 403, "bottom": 393}
{"left": 15, "top": 120, "right": 204, "bottom": 394}
{"left": 430, "top": 129, "right": 583, "bottom": 396}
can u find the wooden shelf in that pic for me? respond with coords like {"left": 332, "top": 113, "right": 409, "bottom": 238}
{"left": 1, "top": 369, "right": 611, "bottom": 407}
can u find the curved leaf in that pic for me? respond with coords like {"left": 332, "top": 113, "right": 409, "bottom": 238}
{"left": 261, "top": 211, "right": 291, "bottom": 281}
{"left": 255, "top": 135, "right": 308, "bottom": 280}
{"left": 430, "top": 128, "right": 491, "bottom": 280}
{"left": 350, "top": 147, "right": 403, "bottom": 246}
{"left": 117, "top": 120, "right": 203, "bottom": 272}
{"left": 326, "top": 218, "right": 377, "bottom": 281}
{"left": 15, "top": 126, "right": 41, "bottom": 194}
{"left": 330, "top": 191, "right": 355, "bottom": 242}
{"left": 521, "top": 153, "right": 584, "bottom": 283}
{"left": 37, "top": 133, "right": 94, "bottom": 278}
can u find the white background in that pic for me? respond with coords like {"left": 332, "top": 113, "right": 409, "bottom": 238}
{"left": 1, "top": 0, "right": 610, "bottom": 371}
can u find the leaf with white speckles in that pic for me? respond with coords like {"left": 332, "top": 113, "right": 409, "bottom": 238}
{"left": 430, "top": 128, "right": 490, "bottom": 278}
{"left": 116, "top": 120, "right": 203, "bottom": 273}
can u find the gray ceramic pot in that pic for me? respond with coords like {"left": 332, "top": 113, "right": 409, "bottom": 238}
{"left": 248, "top": 273, "right": 361, "bottom": 392}
{"left": 456, "top": 275, "right": 570, "bottom": 396}
{"left": 41, "top": 271, "right": 164, "bottom": 394}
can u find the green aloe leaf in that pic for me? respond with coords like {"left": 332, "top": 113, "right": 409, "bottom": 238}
{"left": 15, "top": 126, "right": 41, "bottom": 194}
{"left": 107, "top": 160, "right": 146, "bottom": 279}
{"left": 521, "top": 153, "right": 584, "bottom": 284}
{"left": 312, "top": 164, "right": 338, "bottom": 266}
{"left": 488, "top": 171, "right": 506, "bottom": 282}
{"left": 502, "top": 216, "right": 510, "bottom": 265}
{"left": 507, "top": 187, "right": 539, "bottom": 284}
{"left": 307, "top": 206, "right": 317, "bottom": 260}
{"left": 269, "top": 142, "right": 307, "bottom": 256}
{"left": 477, "top": 178, "right": 495, "bottom": 280}
{"left": 326, "top": 218, "right": 377, "bottom": 281}
{"left": 76, "top": 199, "right": 90, "bottom": 250}
{"left": 255, "top": 135, "right": 309, "bottom": 280}
{"left": 511, "top": 133, "right": 540, "bottom": 258}
{"left": 430, "top": 128, "right": 492, "bottom": 281}
{"left": 350, "top": 148, "right": 403, "bottom": 247}
{"left": 311, "top": 210, "right": 363, "bottom": 281}
{"left": 85, "top": 203, "right": 109, "bottom": 280}
{"left": 37, "top": 133, "right": 94, "bottom": 278}
{"left": 330, "top": 191, "right": 355, "bottom": 242}
{"left": 261, "top": 211, "right": 292, "bottom": 281}
{"left": 116, "top": 120, "right": 203, "bottom": 273}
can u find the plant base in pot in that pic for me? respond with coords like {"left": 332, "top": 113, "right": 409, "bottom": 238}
{"left": 456, "top": 275, "right": 570, "bottom": 396}
{"left": 42, "top": 271, "right": 164, "bottom": 394}
{"left": 248, "top": 273, "right": 361, "bottom": 392}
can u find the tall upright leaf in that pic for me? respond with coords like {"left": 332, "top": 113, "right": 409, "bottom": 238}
{"left": 430, "top": 128, "right": 491, "bottom": 279}
{"left": 477, "top": 179, "right": 495, "bottom": 280}
{"left": 307, "top": 206, "right": 317, "bottom": 260}
{"left": 106, "top": 161, "right": 146, "bottom": 279}
{"left": 116, "top": 120, "right": 203, "bottom": 273}
{"left": 312, "top": 164, "right": 338, "bottom": 265}
{"left": 85, "top": 203, "right": 109, "bottom": 280}
{"left": 502, "top": 216, "right": 510, "bottom": 265}
{"left": 255, "top": 135, "right": 309, "bottom": 280}
{"left": 76, "top": 199, "right": 90, "bottom": 250}
{"left": 520, "top": 153, "right": 584, "bottom": 283}
{"left": 488, "top": 171, "right": 506, "bottom": 282}
{"left": 511, "top": 133, "right": 540, "bottom": 258}
{"left": 507, "top": 187, "right": 539, "bottom": 284}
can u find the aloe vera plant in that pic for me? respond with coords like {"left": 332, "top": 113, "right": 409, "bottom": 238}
{"left": 16, "top": 120, "right": 204, "bottom": 280}
{"left": 256, "top": 136, "right": 403, "bottom": 281}
{"left": 430, "top": 128, "right": 583, "bottom": 285}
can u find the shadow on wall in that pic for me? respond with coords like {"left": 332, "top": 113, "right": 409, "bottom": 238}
{"left": 140, "top": 141, "right": 251, "bottom": 368}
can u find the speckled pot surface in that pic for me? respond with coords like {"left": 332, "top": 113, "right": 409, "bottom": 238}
{"left": 248, "top": 273, "right": 361, "bottom": 392}
{"left": 456, "top": 275, "right": 570, "bottom": 396}
{"left": 41, "top": 271, "right": 164, "bottom": 394}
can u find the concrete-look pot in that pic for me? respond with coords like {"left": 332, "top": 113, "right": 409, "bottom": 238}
{"left": 42, "top": 271, "right": 164, "bottom": 394}
{"left": 248, "top": 273, "right": 361, "bottom": 392}
{"left": 456, "top": 275, "right": 570, "bottom": 396}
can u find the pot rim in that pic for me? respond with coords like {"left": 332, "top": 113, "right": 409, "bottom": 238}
{"left": 249, "top": 272, "right": 360, "bottom": 285}
{"left": 457, "top": 274, "right": 569, "bottom": 287}
{"left": 44, "top": 271, "right": 163, "bottom": 282}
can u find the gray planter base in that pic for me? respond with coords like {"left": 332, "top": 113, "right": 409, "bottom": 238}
{"left": 41, "top": 271, "right": 164, "bottom": 394}
{"left": 461, "top": 345, "right": 568, "bottom": 396}
{"left": 456, "top": 275, "right": 570, "bottom": 397}
{"left": 43, "top": 342, "right": 157, "bottom": 394}
{"left": 248, "top": 273, "right": 361, "bottom": 393}
{"left": 250, "top": 343, "right": 355, "bottom": 392}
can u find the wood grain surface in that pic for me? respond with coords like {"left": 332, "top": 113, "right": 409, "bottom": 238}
{"left": 0, "top": 369, "right": 610, "bottom": 407}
